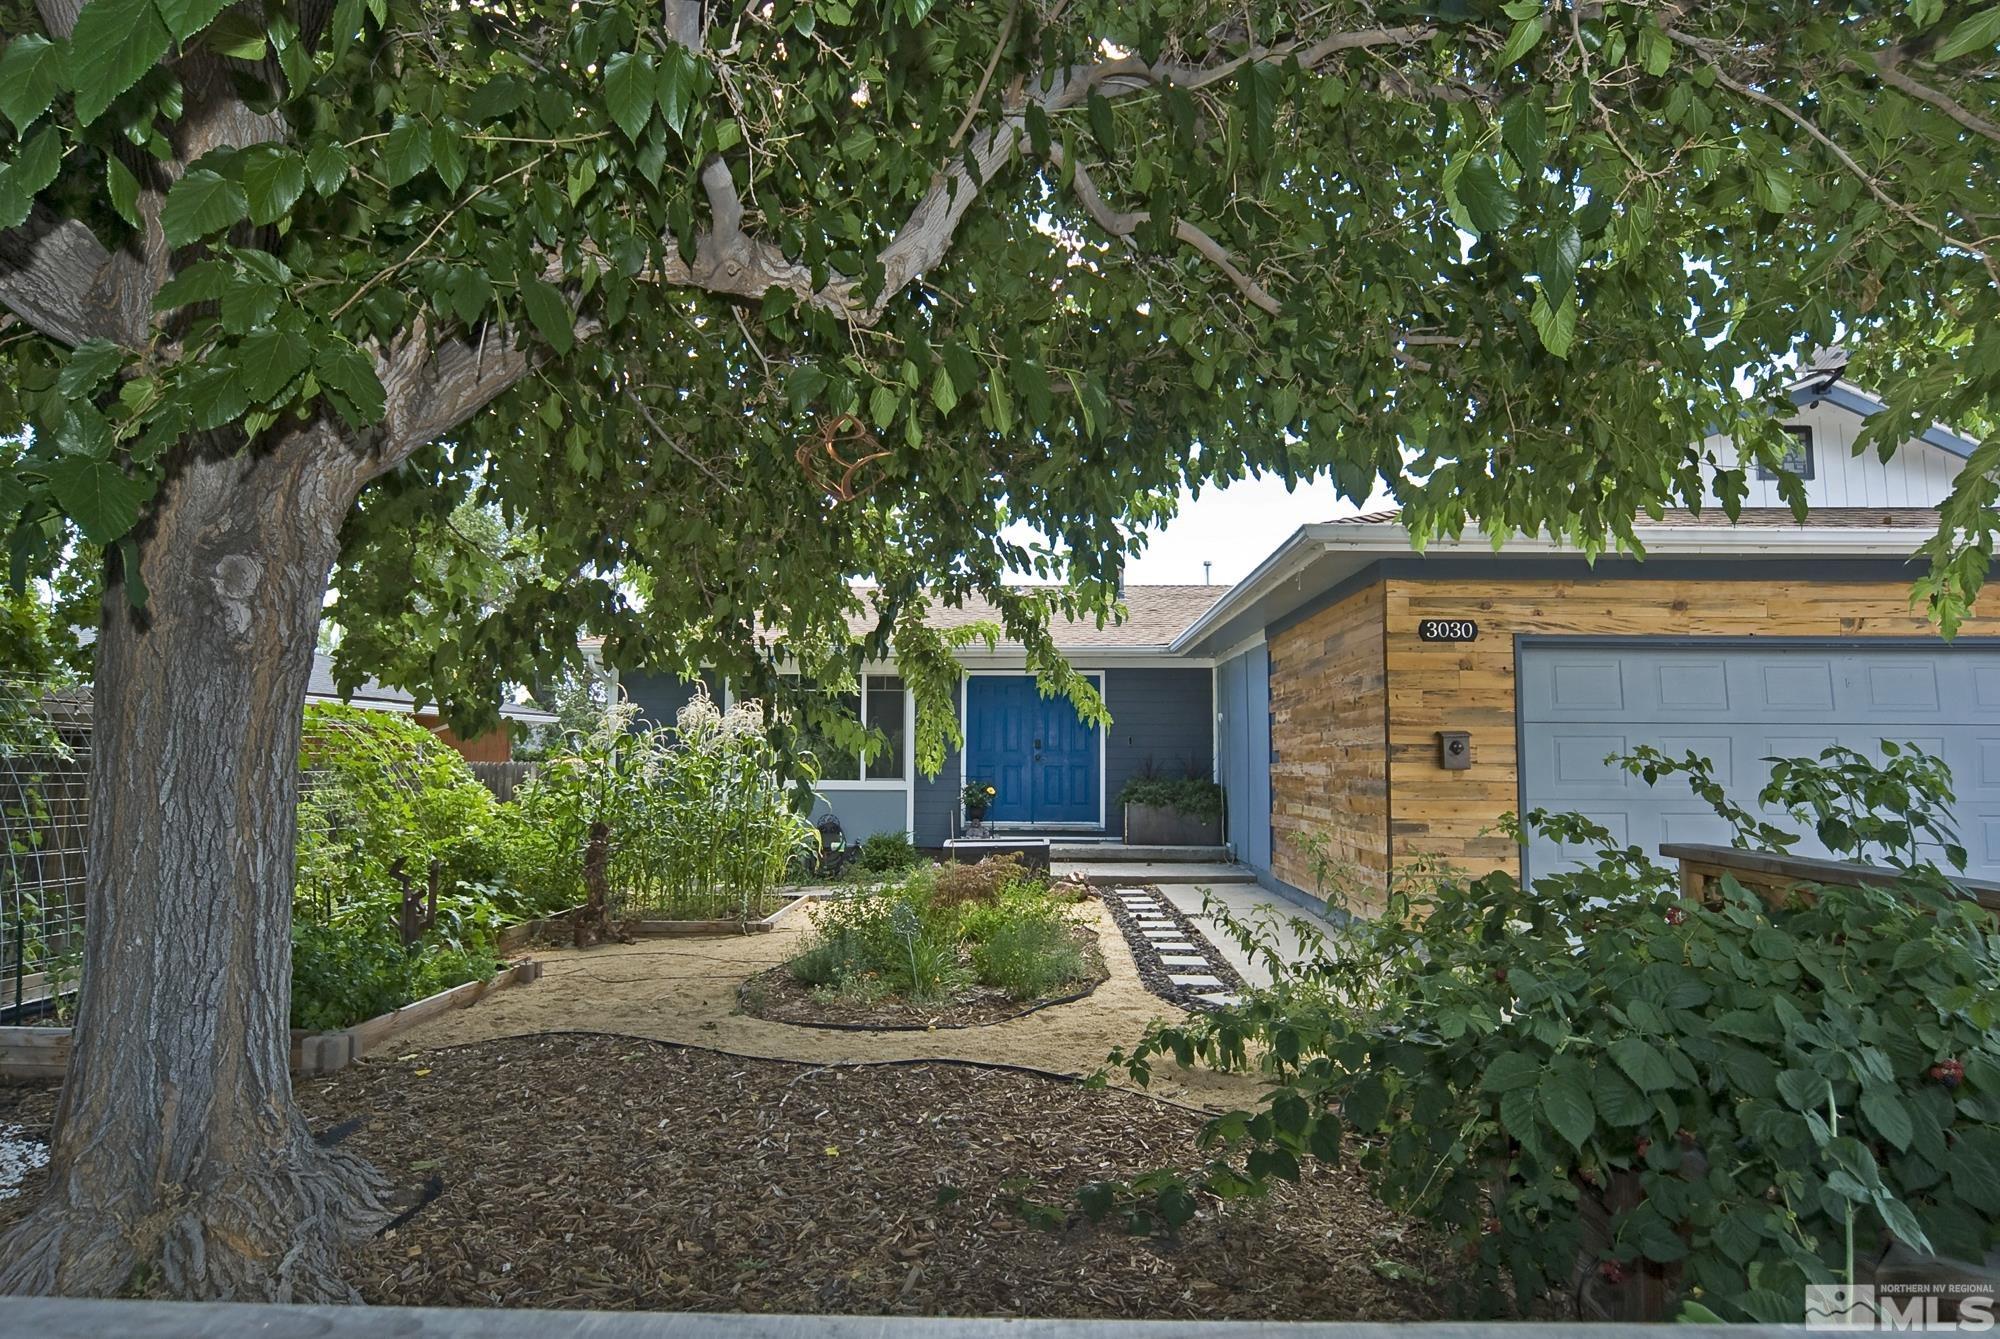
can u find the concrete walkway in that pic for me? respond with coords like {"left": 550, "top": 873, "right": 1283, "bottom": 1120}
{"left": 1152, "top": 882, "right": 1341, "bottom": 988}
{"left": 1051, "top": 860, "right": 1260, "bottom": 886}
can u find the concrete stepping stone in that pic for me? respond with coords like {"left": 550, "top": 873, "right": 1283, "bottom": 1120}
{"left": 1169, "top": 973, "right": 1225, "bottom": 988}
{"left": 1195, "top": 991, "right": 1242, "bottom": 1007}
{"left": 1153, "top": 941, "right": 1197, "bottom": 953}
{"left": 1140, "top": 928, "right": 1181, "bottom": 938}
{"left": 1160, "top": 954, "right": 1210, "bottom": 967}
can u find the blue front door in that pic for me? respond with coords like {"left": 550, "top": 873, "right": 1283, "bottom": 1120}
{"left": 965, "top": 675, "right": 1100, "bottom": 825}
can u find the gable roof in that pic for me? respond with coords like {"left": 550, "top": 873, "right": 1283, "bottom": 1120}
{"left": 1787, "top": 348, "right": 1980, "bottom": 459}
{"left": 854, "top": 585, "right": 1232, "bottom": 651}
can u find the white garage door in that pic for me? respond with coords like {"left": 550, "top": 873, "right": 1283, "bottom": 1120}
{"left": 1519, "top": 642, "right": 2000, "bottom": 883}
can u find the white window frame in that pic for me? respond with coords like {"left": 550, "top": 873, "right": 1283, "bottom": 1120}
{"left": 814, "top": 674, "right": 914, "bottom": 792}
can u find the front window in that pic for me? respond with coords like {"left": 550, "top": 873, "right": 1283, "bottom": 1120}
{"left": 787, "top": 675, "right": 905, "bottom": 782}
{"left": 1755, "top": 425, "right": 1815, "bottom": 481}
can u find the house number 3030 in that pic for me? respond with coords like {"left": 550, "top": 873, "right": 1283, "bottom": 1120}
{"left": 1418, "top": 619, "right": 1479, "bottom": 643}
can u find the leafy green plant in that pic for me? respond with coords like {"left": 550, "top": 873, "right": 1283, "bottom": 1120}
{"left": 1103, "top": 746, "right": 2000, "bottom": 1324}
{"left": 1118, "top": 774, "right": 1225, "bottom": 824}
{"left": 853, "top": 831, "right": 922, "bottom": 875}
{"left": 789, "top": 865, "right": 1088, "bottom": 1005}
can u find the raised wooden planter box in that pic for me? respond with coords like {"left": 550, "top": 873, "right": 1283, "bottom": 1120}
{"left": 1123, "top": 802, "right": 1221, "bottom": 847}
{"left": 622, "top": 891, "right": 818, "bottom": 936}
{"left": 0, "top": 958, "right": 542, "bottom": 1080}
{"left": 1662, "top": 843, "right": 2000, "bottom": 913}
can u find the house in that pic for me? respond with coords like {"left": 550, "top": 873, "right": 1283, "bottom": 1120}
{"left": 616, "top": 587, "right": 1226, "bottom": 846}
{"left": 614, "top": 357, "right": 1998, "bottom": 909}
{"left": 306, "top": 652, "right": 555, "bottom": 762}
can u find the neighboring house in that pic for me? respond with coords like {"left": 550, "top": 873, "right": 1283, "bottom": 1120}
{"left": 306, "top": 653, "right": 555, "bottom": 762}
{"left": 613, "top": 359, "right": 1998, "bottom": 907}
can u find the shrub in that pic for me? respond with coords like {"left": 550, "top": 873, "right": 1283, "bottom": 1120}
{"left": 1117, "top": 773, "right": 1223, "bottom": 823}
{"left": 853, "top": 831, "right": 922, "bottom": 874}
{"left": 1104, "top": 745, "right": 2000, "bottom": 1324}
{"left": 931, "top": 853, "right": 1030, "bottom": 908}
{"left": 290, "top": 919, "right": 499, "bottom": 1031}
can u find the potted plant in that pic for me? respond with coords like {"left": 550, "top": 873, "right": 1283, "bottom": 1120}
{"left": 961, "top": 780, "right": 997, "bottom": 830}
{"left": 1118, "top": 763, "right": 1224, "bottom": 845}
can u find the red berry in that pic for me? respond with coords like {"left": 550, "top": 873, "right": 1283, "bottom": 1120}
{"left": 1492, "top": 967, "right": 1508, "bottom": 984}
{"left": 1483, "top": 1216, "right": 1502, "bottom": 1236}
{"left": 1633, "top": 1136, "right": 1652, "bottom": 1160}
{"left": 1599, "top": 1260, "right": 1627, "bottom": 1285}
{"left": 1664, "top": 906, "right": 1687, "bottom": 926}
{"left": 1932, "top": 1059, "right": 1965, "bottom": 1090}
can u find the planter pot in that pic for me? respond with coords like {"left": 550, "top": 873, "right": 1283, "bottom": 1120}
{"left": 1123, "top": 802, "right": 1221, "bottom": 846}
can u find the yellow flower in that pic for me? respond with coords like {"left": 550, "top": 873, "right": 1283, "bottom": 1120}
{"left": 985, "top": 785, "right": 996, "bottom": 795}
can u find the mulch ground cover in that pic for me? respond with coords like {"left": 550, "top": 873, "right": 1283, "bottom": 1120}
{"left": 736, "top": 924, "right": 1109, "bottom": 1030}
{"left": 0, "top": 1034, "right": 1462, "bottom": 1318}
{"left": 1096, "top": 889, "right": 1250, "bottom": 1010}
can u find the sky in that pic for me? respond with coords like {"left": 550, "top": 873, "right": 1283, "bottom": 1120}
{"left": 1119, "top": 473, "right": 1383, "bottom": 586}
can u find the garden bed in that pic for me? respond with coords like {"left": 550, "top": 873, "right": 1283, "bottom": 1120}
{"left": 0, "top": 1033, "right": 1459, "bottom": 1317}
{"left": 736, "top": 921, "right": 1107, "bottom": 1030}
{"left": 0, "top": 959, "right": 542, "bottom": 1079}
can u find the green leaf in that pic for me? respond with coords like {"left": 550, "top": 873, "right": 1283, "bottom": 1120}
{"left": 1455, "top": 161, "right": 1518, "bottom": 236}
{"left": 160, "top": 168, "right": 248, "bottom": 246}
{"left": 7, "top": 125, "right": 65, "bottom": 201}
{"left": 518, "top": 278, "right": 574, "bottom": 355}
{"left": 1860, "top": 1088, "right": 1914, "bottom": 1153}
{"left": 200, "top": 10, "right": 267, "bottom": 59}
{"left": 0, "top": 35, "right": 69, "bottom": 132}
{"left": 57, "top": 339, "right": 126, "bottom": 398}
{"left": 43, "top": 455, "right": 151, "bottom": 543}
{"left": 1608, "top": 1037, "right": 1677, "bottom": 1092}
{"left": 931, "top": 365, "right": 959, "bottom": 415}
{"left": 106, "top": 153, "right": 141, "bottom": 227}
{"left": 1529, "top": 289, "right": 1577, "bottom": 359}
{"left": 1479, "top": 1050, "right": 1541, "bottom": 1093}
{"left": 1593, "top": 1067, "right": 1651, "bottom": 1127}
{"left": 235, "top": 327, "right": 310, "bottom": 400}
{"left": 1538, "top": 224, "right": 1581, "bottom": 303}
{"left": 1495, "top": 17, "right": 1544, "bottom": 68}
{"left": 602, "top": 50, "right": 656, "bottom": 142}
{"left": 154, "top": 0, "right": 230, "bottom": 41}
{"left": 68, "top": 0, "right": 169, "bottom": 125}
{"left": 466, "top": 75, "right": 529, "bottom": 122}
{"left": 381, "top": 116, "right": 432, "bottom": 187}
{"left": 314, "top": 344, "right": 385, "bottom": 428}
{"left": 1539, "top": 1073, "right": 1596, "bottom": 1150}
{"left": 240, "top": 145, "right": 305, "bottom": 225}
{"left": 1776, "top": 1068, "right": 1826, "bottom": 1111}
{"left": 306, "top": 142, "right": 349, "bottom": 196}
{"left": 1934, "top": 8, "right": 2000, "bottom": 63}
{"left": 657, "top": 43, "right": 700, "bottom": 138}
{"left": 1638, "top": 27, "right": 1672, "bottom": 77}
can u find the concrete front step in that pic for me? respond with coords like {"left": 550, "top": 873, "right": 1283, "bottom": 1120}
{"left": 1054, "top": 860, "right": 1260, "bottom": 887}
{"left": 1048, "top": 844, "right": 1232, "bottom": 863}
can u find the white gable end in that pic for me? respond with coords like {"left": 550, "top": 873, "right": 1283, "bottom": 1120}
{"left": 1699, "top": 396, "right": 1965, "bottom": 511}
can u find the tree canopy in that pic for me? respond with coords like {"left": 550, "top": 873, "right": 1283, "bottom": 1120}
{"left": 2, "top": 0, "right": 1997, "bottom": 732}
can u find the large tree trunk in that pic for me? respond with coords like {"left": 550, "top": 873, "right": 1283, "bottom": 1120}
{"left": 0, "top": 423, "right": 391, "bottom": 1300}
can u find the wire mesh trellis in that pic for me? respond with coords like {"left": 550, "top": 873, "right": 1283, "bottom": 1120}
{"left": 0, "top": 677, "right": 91, "bottom": 1022}
{"left": 0, "top": 679, "right": 484, "bottom": 1020}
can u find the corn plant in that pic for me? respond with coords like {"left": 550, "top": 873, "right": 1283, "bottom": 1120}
{"left": 520, "top": 687, "right": 819, "bottom": 921}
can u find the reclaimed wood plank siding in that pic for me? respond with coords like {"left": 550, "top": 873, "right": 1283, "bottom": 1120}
{"left": 1382, "top": 577, "right": 2000, "bottom": 881}
{"left": 1267, "top": 584, "right": 1390, "bottom": 908}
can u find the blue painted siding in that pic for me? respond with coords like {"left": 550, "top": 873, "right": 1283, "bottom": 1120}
{"left": 619, "top": 669, "right": 722, "bottom": 727}
{"left": 810, "top": 789, "right": 908, "bottom": 842}
{"left": 1101, "top": 668, "right": 1214, "bottom": 839}
{"left": 1216, "top": 645, "right": 1273, "bottom": 873}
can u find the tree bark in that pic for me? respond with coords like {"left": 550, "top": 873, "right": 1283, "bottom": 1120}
{"left": 0, "top": 422, "right": 391, "bottom": 1300}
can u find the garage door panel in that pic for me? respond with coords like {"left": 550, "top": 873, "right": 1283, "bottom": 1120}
{"left": 1522, "top": 644, "right": 2000, "bottom": 883}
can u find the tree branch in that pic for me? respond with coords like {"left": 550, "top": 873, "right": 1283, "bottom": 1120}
{"left": 1671, "top": 30, "right": 1996, "bottom": 283}
{"left": 0, "top": 204, "right": 152, "bottom": 348}
{"left": 654, "top": 22, "right": 1435, "bottom": 324}
{"left": 369, "top": 320, "right": 535, "bottom": 477}
{"left": 1049, "top": 145, "right": 1281, "bottom": 315}
{"left": 1865, "top": 51, "right": 2000, "bottom": 146}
